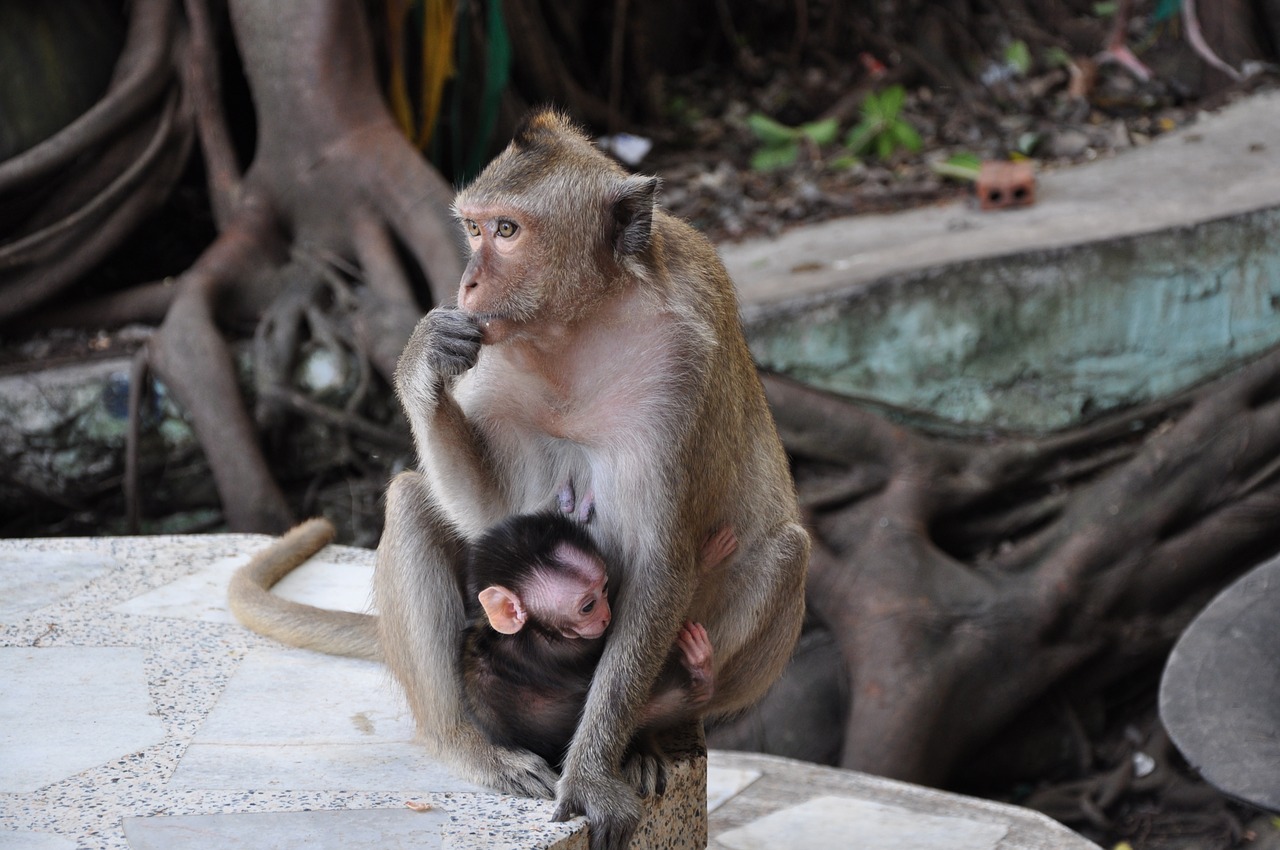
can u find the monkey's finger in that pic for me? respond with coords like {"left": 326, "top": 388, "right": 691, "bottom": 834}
{"left": 421, "top": 311, "right": 483, "bottom": 375}
{"left": 492, "top": 748, "right": 559, "bottom": 799}
{"left": 622, "top": 748, "right": 666, "bottom": 799}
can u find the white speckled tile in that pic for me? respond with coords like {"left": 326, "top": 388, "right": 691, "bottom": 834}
{"left": 122, "top": 807, "right": 450, "bottom": 849}
{"left": 0, "top": 647, "right": 166, "bottom": 793}
{"left": 0, "top": 548, "right": 115, "bottom": 621}
{"left": 2, "top": 831, "right": 79, "bottom": 850}
{"left": 170, "top": 647, "right": 480, "bottom": 791}
{"left": 113, "top": 555, "right": 375, "bottom": 624}
{"left": 706, "top": 766, "right": 761, "bottom": 813}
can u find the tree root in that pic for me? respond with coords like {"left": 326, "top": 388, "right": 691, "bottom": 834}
{"left": 0, "top": 0, "right": 191, "bottom": 323}
{"left": 762, "top": 342, "right": 1280, "bottom": 783}
{"left": 4, "top": 0, "right": 463, "bottom": 532}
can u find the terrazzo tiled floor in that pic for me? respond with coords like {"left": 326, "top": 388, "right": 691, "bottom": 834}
{"left": 0, "top": 534, "right": 1099, "bottom": 849}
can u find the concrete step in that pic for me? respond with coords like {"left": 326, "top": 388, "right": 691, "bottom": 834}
{"left": 723, "top": 89, "right": 1280, "bottom": 433}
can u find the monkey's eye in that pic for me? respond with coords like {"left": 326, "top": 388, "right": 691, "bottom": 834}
{"left": 464, "top": 219, "right": 480, "bottom": 237}
{"left": 580, "top": 600, "right": 595, "bottom": 615}
{"left": 496, "top": 220, "right": 518, "bottom": 238}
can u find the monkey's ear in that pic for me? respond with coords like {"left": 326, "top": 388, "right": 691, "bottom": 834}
{"left": 611, "top": 175, "right": 659, "bottom": 257}
{"left": 478, "top": 585, "right": 527, "bottom": 634}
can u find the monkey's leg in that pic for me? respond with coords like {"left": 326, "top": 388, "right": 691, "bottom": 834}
{"left": 706, "top": 521, "right": 810, "bottom": 716}
{"left": 375, "top": 471, "right": 560, "bottom": 798}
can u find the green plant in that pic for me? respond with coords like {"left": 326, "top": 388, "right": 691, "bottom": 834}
{"left": 746, "top": 113, "right": 840, "bottom": 171}
{"left": 1004, "top": 39, "right": 1032, "bottom": 75}
{"left": 930, "top": 152, "right": 981, "bottom": 182}
{"left": 844, "top": 85, "right": 922, "bottom": 160}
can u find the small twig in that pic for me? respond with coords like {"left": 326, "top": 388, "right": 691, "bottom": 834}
{"left": 608, "top": 0, "right": 631, "bottom": 133}
{"left": 124, "top": 347, "right": 151, "bottom": 534}
{"left": 788, "top": 0, "right": 809, "bottom": 67}
{"left": 259, "top": 385, "right": 408, "bottom": 449}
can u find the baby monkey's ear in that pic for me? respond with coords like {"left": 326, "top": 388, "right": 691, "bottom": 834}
{"left": 478, "top": 585, "right": 527, "bottom": 634}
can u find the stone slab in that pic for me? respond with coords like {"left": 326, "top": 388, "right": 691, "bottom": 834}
{"left": 718, "top": 794, "right": 1009, "bottom": 850}
{"left": 0, "top": 646, "right": 166, "bottom": 793}
{"left": 708, "top": 752, "right": 1100, "bottom": 850}
{"left": 123, "top": 807, "right": 449, "bottom": 850}
{"left": 1160, "top": 553, "right": 1280, "bottom": 811}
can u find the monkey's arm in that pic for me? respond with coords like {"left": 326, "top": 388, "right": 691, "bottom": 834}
{"left": 228, "top": 518, "right": 381, "bottom": 660}
{"left": 395, "top": 308, "right": 507, "bottom": 534}
{"left": 553, "top": 504, "right": 701, "bottom": 835}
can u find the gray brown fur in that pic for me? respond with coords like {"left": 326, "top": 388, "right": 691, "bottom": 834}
{"left": 226, "top": 109, "right": 809, "bottom": 850}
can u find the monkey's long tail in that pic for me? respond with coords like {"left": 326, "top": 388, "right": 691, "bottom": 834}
{"left": 227, "top": 518, "right": 383, "bottom": 661}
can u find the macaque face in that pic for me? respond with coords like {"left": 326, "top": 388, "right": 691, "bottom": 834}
{"left": 542, "top": 542, "right": 610, "bottom": 640}
{"left": 455, "top": 207, "right": 536, "bottom": 344}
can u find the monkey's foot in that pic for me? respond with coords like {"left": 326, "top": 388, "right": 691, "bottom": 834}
{"left": 552, "top": 772, "right": 642, "bottom": 850}
{"left": 475, "top": 746, "right": 559, "bottom": 799}
{"left": 622, "top": 734, "right": 670, "bottom": 797}
{"left": 675, "top": 622, "right": 714, "bottom": 702}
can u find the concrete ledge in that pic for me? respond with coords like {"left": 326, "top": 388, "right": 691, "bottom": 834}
{"left": 708, "top": 751, "right": 1099, "bottom": 850}
{"left": 1, "top": 533, "right": 1096, "bottom": 849}
{"left": 0, "top": 533, "right": 704, "bottom": 849}
{"left": 724, "top": 90, "right": 1280, "bottom": 433}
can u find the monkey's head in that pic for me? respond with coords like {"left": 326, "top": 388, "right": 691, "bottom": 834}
{"left": 452, "top": 109, "right": 660, "bottom": 344}
{"left": 469, "top": 513, "right": 612, "bottom": 640}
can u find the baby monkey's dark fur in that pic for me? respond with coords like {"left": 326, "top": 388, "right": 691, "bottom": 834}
{"left": 460, "top": 512, "right": 712, "bottom": 769}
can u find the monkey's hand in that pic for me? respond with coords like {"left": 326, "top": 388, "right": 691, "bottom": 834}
{"left": 698, "top": 525, "right": 737, "bottom": 572}
{"left": 675, "top": 622, "right": 714, "bottom": 706}
{"left": 408, "top": 306, "right": 483, "bottom": 382}
{"left": 552, "top": 772, "right": 642, "bottom": 850}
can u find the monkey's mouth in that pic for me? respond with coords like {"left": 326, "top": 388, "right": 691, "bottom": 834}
{"left": 469, "top": 312, "right": 516, "bottom": 345}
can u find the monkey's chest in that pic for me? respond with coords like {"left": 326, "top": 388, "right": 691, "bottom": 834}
{"left": 498, "top": 376, "right": 668, "bottom": 445}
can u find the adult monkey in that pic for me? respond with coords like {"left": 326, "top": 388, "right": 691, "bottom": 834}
{"left": 231, "top": 109, "right": 808, "bottom": 850}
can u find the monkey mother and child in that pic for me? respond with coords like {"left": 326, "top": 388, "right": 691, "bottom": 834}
{"left": 229, "top": 109, "right": 810, "bottom": 850}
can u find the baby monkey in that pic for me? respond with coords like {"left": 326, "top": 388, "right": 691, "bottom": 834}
{"left": 461, "top": 504, "right": 735, "bottom": 769}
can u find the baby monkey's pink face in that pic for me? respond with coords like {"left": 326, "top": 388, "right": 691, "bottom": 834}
{"left": 549, "top": 542, "right": 611, "bottom": 640}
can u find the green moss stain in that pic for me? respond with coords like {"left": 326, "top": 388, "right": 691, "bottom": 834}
{"left": 747, "top": 207, "right": 1280, "bottom": 433}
